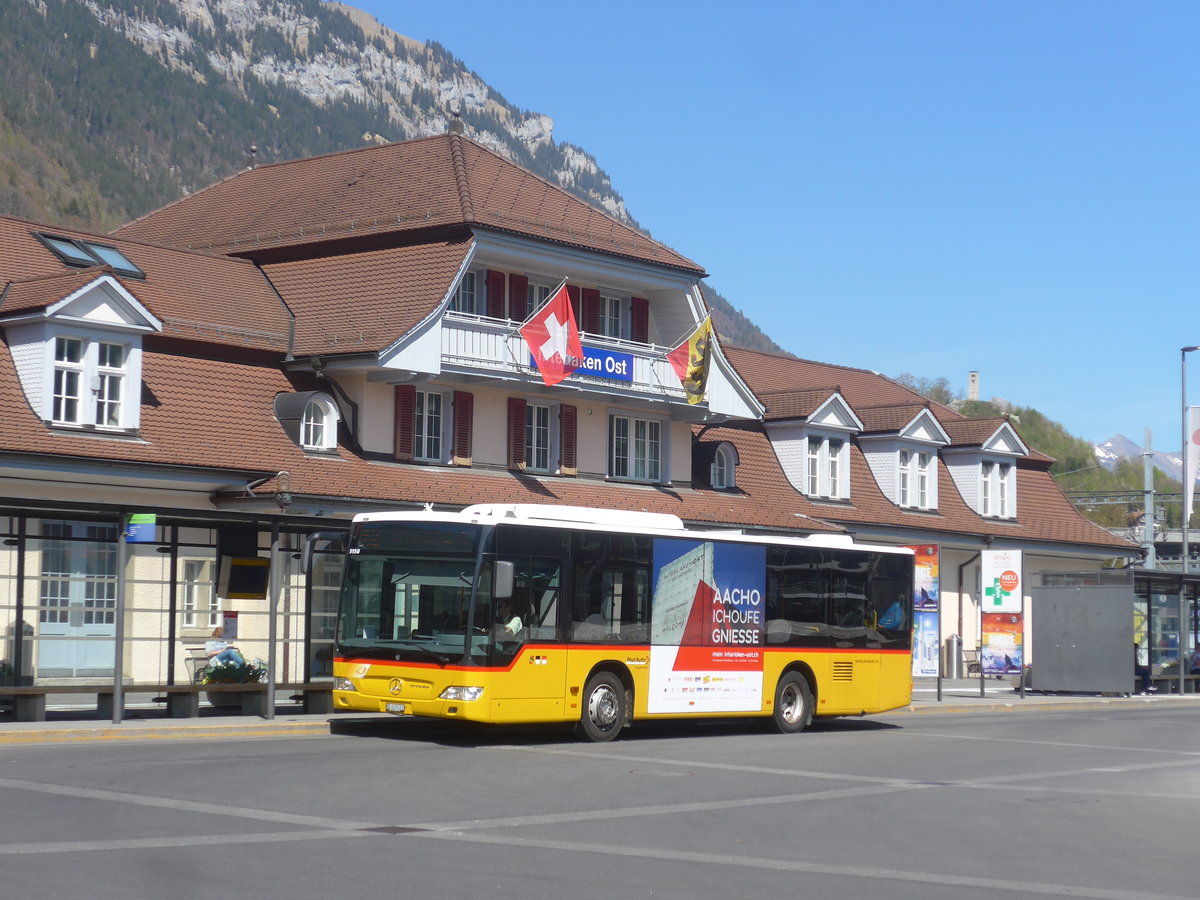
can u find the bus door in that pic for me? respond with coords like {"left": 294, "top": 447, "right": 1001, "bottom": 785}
{"left": 486, "top": 555, "right": 567, "bottom": 717}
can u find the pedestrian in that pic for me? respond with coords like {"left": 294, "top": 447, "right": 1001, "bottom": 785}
{"left": 1134, "top": 643, "right": 1156, "bottom": 695}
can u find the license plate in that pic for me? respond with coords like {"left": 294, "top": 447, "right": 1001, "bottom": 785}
{"left": 385, "top": 702, "right": 407, "bottom": 714}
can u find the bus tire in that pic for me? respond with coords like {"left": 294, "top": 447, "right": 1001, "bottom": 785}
{"left": 772, "top": 672, "right": 813, "bottom": 734}
{"left": 579, "top": 671, "right": 626, "bottom": 742}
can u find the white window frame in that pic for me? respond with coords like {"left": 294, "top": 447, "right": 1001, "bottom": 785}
{"left": 527, "top": 280, "right": 553, "bottom": 314}
{"left": 525, "top": 402, "right": 560, "bottom": 474}
{"left": 711, "top": 444, "right": 736, "bottom": 490}
{"left": 181, "top": 558, "right": 218, "bottom": 629}
{"left": 301, "top": 396, "right": 340, "bottom": 451}
{"left": 598, "top": 294, "right": 625, "bottom": 339}
{"left": 981, "top": 459, "right": 1014, "bottom": 518}
{"left": 898, "top": 448, "right": 934, "bottom": 510}
{"left": 803, "top": 433, "right": 847, "bottom": 500}
{"left": 52, "top": 336, "right": 83, "bottom": 424}
{"left": 916, "top": 452, "right": 930, "bottom": 508}
{"left": 414, "top": 389, "right": 447, "bottom": 462}
{"left": 450, "top": 270, "right": 480, "bottom": 314}
{"left": 94, "top": 342, "right": 125, "bottom": 428}
{"left": 609, "top": 413, "right": 664, "bottom": 483}
{"left": 51, "top": 335, "right": 130, "bottom": 429}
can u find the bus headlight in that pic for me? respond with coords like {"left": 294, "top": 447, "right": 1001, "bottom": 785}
{"left": 335, "top": 677, "right": 355, "bottom": 692}
{"left": 439, "top": 685, "right": 485, "bottom": 701}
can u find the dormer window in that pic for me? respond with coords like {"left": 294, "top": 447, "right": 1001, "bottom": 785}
{"left": 898, "top": 449, "right": 934, "bottom": 510}
{"left": 301, "top": 396, "right": 339, "bottom": 451}
{"left": 274, "top": 391, "right": 341, "bottom": 453}
{"left": 711, "top": 443, "right": 737, "bottom": 490}
{"left": 51, "top": 335, "right": 130, "bottom": 428}
{"left": 981, "top": 460, "right": 1014, "bottom": 518}
{"left": 805, "top": 434, "right": 846, "bottom": 499}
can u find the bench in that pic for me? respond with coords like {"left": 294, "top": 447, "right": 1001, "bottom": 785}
{"left": 1148, "top": 673, "right": 1200, "bottom": 695}
{"left": 0, "top": 681, "right": 333, "bottom": 722}
{"left": 962, "top": 649, "right": 981, "bottom": 674}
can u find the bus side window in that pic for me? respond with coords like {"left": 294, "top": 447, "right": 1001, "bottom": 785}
{"left": 570, "top": 533, "right": 650, "bottom": 643}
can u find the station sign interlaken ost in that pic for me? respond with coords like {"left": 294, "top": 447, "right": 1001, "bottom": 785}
{"left": 529, "top": 345, "right": 633, "bottom": 382}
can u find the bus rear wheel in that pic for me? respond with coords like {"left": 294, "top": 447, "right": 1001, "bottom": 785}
{"left": 772, "top": 672, "right": 813, "bottom": 734}
{"left": 579, "top": 672, "right": 626, "bottom": 742}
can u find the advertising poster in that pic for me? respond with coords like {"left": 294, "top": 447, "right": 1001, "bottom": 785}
{"left": 906, "top": 545, "right": 940, "bottom": 677}
{"left": 981, "top": 549, "right": 1022, "bottom": 614}
{"left": 221, "top": 611, "right": 239, "bottom": 641}
{"left": 982, "top": 612, "right": 1023, "bottom": 675}
{"left": 649, "top": 538, "right": 765, "bottom": 714}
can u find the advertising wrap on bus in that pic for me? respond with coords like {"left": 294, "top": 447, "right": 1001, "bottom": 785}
{"left": 649, "top": 538, "right": 766, "bottom": 713}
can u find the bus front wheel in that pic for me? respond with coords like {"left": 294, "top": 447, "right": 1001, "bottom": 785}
{"left": 772, "top": 672, "right": 813, "bottom": 734}
{"left": 579, "top": 672, "right": 626, "bottom": 742}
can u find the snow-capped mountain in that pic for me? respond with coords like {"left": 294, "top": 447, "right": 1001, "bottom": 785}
{"left": 1095, "top": 435, "right": 1185, "bottom": 482}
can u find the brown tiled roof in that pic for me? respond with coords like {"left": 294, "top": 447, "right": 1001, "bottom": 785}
{"left": 0, "top": 335, "right": 840, "bottom": 535}
{"left": 115, "top": 134, "right": 703, "bottom": 275}
{"left": 942, "top": 417, "right": 1014, "bottom": 449}
{"left": 855, "top": 402, "right": 934, "bottom": 435}
{"left": 0, "top": 325, "right": 1132, "bottom": 551}
{"left": 726, "top": 347, "right": 951, "bottom": 415}
{"left": 721, "top": 346, "right": 1131, "bottom": 551}
{"left": 757, "top": 387, "right": 840, "bottom": 422}
{"left": 0, "top": 268, "right": 110, "bottom": 316}
{"left": 0, "top": 215, "right": 291, "bottom": 352}
{"left": 261, "top": 239, "right": 471, "bottom": 356}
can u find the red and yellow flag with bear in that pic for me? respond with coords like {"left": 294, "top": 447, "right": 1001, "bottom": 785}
{"left": 666, "top": 316, "right": 713, "bottom": 405}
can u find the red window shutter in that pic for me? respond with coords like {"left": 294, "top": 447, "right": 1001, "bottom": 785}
{"left": 486, "top": 269, "right": 506, "bottom": 319}
{"left": 507, "top": 397, "right": 526, "bottom": 471}
{"left": 508, "top": 274, "right": 528, "bottom": 321}
{"left": 559, "top": 404, "right": 577, "bottom": 476}
{"left": 581, "top": 288, "right": 600, "bottom": 335}
{"left": 631, "top": 297, "right": 649, "bottom": 344}
{"left": 452, "top": 391, "right": 473, "bottom": 466}
{"left": 566, "top": 284, "right": 581, "bottom": 326}
{"left": 394, "top": 384, "right": 415, "bottom": 462}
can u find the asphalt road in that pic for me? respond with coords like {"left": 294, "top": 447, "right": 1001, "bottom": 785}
{"left": 2, "top": 706, "right": 1197, "bottom": 900}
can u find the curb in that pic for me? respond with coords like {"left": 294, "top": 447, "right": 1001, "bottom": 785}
{"left": 0, "top": 718, "right": 334, "bottom": 746}
{"left": 902, "top": 694, "right": 1200, "bottom": 715}
{"left": 3, "top": 697, "right": 1198, "bottom": 744}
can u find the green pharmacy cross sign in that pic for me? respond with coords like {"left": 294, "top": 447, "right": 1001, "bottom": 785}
{"left": 983, "top": 568, "right": 1020, "bottom": 609}
{"left": 984, "top": 577, "right": 1010, "bottom": 608}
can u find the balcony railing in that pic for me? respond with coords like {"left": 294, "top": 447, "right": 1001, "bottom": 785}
{"left": 442, "top": 312, "right": 688, "bottom": 401}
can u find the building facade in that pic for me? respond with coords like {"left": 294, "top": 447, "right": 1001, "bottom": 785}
{"left": 0, "top": 130, "right": 1136, "bottom": 700}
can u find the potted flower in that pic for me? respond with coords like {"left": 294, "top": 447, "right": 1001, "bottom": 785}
{"left": 202, "top": 657, "right": 268, "bottom": 707}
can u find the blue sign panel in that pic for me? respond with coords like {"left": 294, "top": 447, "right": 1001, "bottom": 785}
{"left": 530, "top": 346, "right": 634, "bottom": 382}
{"left": 126, "top": 513, "right": 157, "bottom": 543}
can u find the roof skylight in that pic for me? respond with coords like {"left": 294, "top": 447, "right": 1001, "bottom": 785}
{"left": 35, "top": 232, "right": 145, "bottom": 278}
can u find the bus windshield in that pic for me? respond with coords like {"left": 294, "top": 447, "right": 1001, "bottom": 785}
{"left": 336, "top": 521, "right": 491, "bottom": 664}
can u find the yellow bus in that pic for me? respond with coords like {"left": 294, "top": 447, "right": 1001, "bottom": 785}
{"left": 332, "top": 504, "right": 913, "bottom": 741}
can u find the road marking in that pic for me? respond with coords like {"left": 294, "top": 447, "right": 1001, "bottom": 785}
{"left": 414, "top": 830, "right": 1194, "bottom": 900}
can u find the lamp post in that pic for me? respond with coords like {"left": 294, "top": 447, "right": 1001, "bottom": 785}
{"left": 1180, "top": 346, "right": 1200, "bottom": 695}
{"left": 1182, "top": 346, "right": 1200, "bottom": 573}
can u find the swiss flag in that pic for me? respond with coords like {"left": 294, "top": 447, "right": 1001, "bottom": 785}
{"left": 519, "top": 282, "right": 582, "bottom": 386}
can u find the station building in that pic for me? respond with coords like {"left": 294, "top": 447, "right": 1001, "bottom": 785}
{"left": 0, "top": 129, "right": 1135, "bottom": 707}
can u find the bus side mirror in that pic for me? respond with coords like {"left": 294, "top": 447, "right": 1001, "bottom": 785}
{"left": 494, "top": 560, "right": 514, "bottom": 599}
{"left": 301, "top": 531, "right": 347, "bottom": 575}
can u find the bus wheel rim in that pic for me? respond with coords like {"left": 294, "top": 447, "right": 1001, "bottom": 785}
{"left": 588, "top": 685, "right": 618, "bottom": 728}
{"left": 781, "top": 683, "right": 801, "bottom": 723}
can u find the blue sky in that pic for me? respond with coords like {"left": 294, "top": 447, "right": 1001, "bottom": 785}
{"left": 346, "top": 1, "right": 1198, "bottom": 448}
